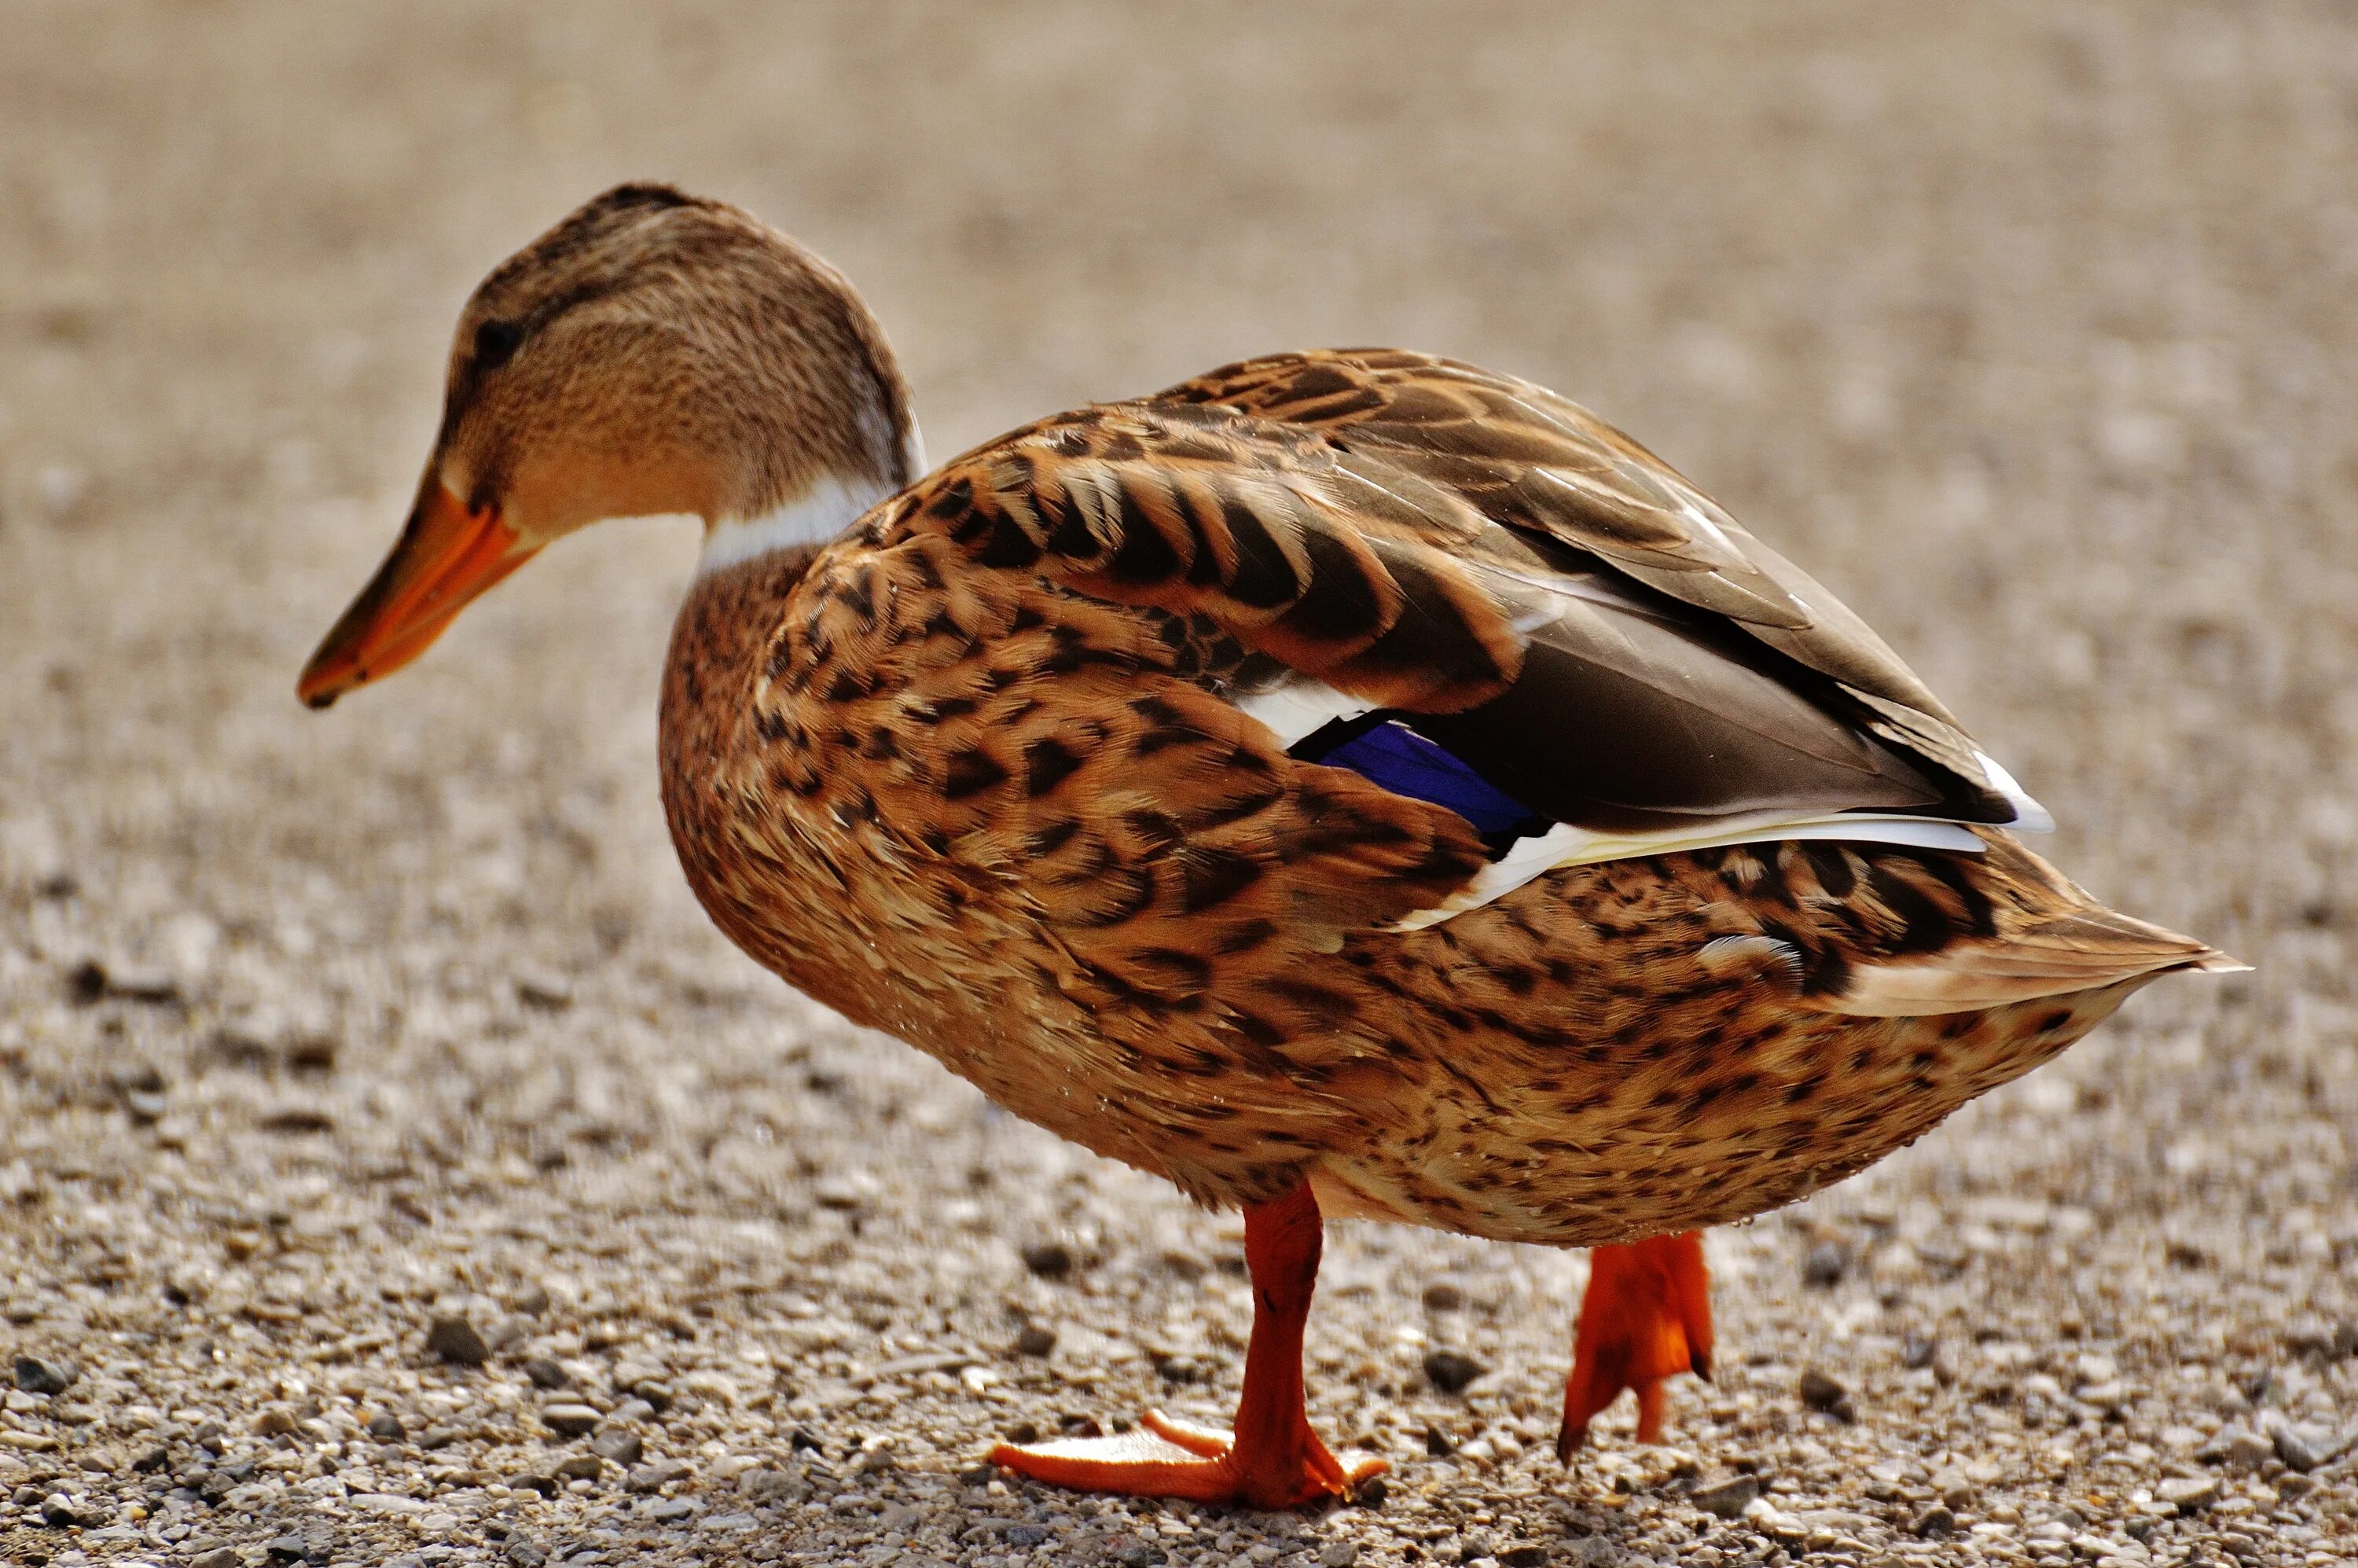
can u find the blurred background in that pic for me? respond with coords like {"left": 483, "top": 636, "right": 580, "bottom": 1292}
{"left": 1, "top": 4, "right": 2352, "bottom": 1564}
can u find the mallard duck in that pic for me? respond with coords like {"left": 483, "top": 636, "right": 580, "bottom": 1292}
{"left": 298, "top": 185, "right": 2240, "bottom": 1509}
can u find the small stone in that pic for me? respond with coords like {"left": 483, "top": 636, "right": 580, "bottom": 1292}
{"left": 1901, "top": 1332, "right": 1938, "bottom": 1370}
{"left": 1912, "top": 1504, "right": 1957, "bottom": 1538}
{"left": 1422, "top": 1281, "right": 1465, "bottom": 1312}
{"left": 1422, "top": 1349, "right": 1486, "bottom": 1394}
{"left": 266, "top": 1533, "right": 309, "bottom": 1560}
{"left": 366, "top": 1412, "right": 406, "bottom": 1441}
{"left": 611, "top": 1396, "right": 656, "bottom": 1423}
{"left": 2156, "top": 1475, "right": 2220, "bottom": 1511}
{"left": 1014, "top": 1323, "right": 1058, "bottom": 1357}
{"left": 1798, "top": 1368, "right": 1854, "bottom": 1419}
{"left": 75, "top": 958, "right": 180, "bottom": 1004}
{"left": 251, "top": 1404, "right": 299, "bottom": 1435}
{"left": 2334, "top": 1321, "right": 2358, "bottom": 1359}
{"left": 588, "top": 1426, "right": 640, "bottom": 1468}
{"left": 512, "top": 1282, "right": 552, "bottom": 1315}
{"left": 1500, "top": 1544, "right": 1550, "bottom": 1567}
{"left": 523, "top": 1356, "right": 570, "bottom": 1390}
{"left": 2077, "top": 1379, "right": 2131, "bottom": 1410}
{"left": 541, "top": 1402, "right": 602, "bottom": 1438}
{"left": 1319, "top": 1544, "right": 1358, "bottom": 1568}
{"left": 123, "top": 1088, "right": 169, "bottom": 1123}
{"left": 1424, "top": 1425, "right": 1456, "bottom": 1456}
{"left": 191, "top": 1551, "right": 241, "bottom": 1568}
{"left": 1021, "top": 1241, "right": 1074, "bottom": 1280}
{"left": 1690, "top": 1474, "right": 1761, "bottom": 1519}
{"left": 611, "top": 1358, "right": 664, "bottom": 1394}
{"left": 514, "top": 969, "right": 574, "bottom": 1010}
{"left": 14, "top": 1355, "right": 77, "bottom": 1395}
{"left": 40, "top": 1492, "right": 83, "bottom": 1526}
{"left": 555, "top": 1452, "right": 604, "bottom": 1482}
{"left": 2273, "top": 1422, "right": 2344, "bottom": 1473}
{"left": 789, "top": 1427, "right": 825, "bottom": 1454}
{"left": 2198, "top": 1427, "right": 2273, "bottom": 1467}
{"left": 424, "top": 1313, "right": 490, "bottom": 1367}
{"left": 505, "top": 1533, "right": 548, "bottom": 1566}
{"left": 1932, "top": 1467, "right": 1975, "bottom": 1507}
{"left": 1356, "top": 1474, "right": 1388, "bottom": 1507}
{"left": 626, "top": 1457, "right": 691, "bottom": 1493}
{"left": 645, "top": 1495, "right": 699, "bottom": 1522}
{"left": 1802, "top": 1241, "right": 1848, "bottom": 1287}
{"left": 1006, "top": 1524, "right": 1052, "bottom": 1548}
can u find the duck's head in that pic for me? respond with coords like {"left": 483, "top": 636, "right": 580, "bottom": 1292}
{"left": 298, "top": 182, "right": 917, "bottom": 709}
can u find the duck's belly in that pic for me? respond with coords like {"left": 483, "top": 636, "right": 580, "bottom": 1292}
{"left": 1303, "top": 976, "right": 2149, "bottom": 1248}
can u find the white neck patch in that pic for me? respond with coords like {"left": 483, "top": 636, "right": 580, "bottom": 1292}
{"left": 696, "top": 472, "right": 893, "bottom": 577}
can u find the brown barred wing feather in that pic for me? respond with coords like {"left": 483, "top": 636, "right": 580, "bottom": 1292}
{"left": 875, "top": 349, "right": 2024, "bottom": 839}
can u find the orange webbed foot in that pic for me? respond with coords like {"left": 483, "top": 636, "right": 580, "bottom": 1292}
{"left": 1559, "top": 1229, "right": 1713, "bottom": 1458}
{"left": 989, "top": 1182, "right": 1383, "bottom": 1510}
{"left": 989, "top": 1409, "right": 1385, "bottom": 1509}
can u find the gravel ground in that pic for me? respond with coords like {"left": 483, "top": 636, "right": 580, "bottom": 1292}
{"left": 2, "top": 4, "right": 2354, "bottom": 1566}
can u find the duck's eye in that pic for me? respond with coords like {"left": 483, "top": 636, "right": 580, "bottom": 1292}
{"left": 472, "top": 319, "right": 524, "bottom": 371}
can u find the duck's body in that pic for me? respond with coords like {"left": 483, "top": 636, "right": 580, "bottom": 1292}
{"left": 659, "top": 346, "right": 2224, "bottom": 1246}
{"left": 663, "top": 499, "right": 2182, "bottom": 1249}
{"left": 299, "top": 188, "right": 2238, "bottom": 1508}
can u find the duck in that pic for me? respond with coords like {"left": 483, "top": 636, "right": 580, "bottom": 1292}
{"left": 297, "top": 184, "right": 2242, "bottom": 1509}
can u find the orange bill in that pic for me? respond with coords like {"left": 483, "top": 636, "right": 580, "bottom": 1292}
{"left": 298, "top": 481, "right": 536, "bottom": 708}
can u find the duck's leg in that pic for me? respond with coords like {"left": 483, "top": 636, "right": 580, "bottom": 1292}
{"left": 989, "top": 1180, "right": 1383, "bottom": 1509}
{"left": 1557, "top": 1229, "right": 1713, "bottom": 1458}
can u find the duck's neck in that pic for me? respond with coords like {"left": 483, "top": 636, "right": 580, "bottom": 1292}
{"left": 696, "top": 470, "right": 899, "bottom": 576}
{"left": 692, "top": 311, "right": 927, "bottom": 577}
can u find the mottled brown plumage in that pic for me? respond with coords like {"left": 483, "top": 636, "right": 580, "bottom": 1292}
{"left": 299, "top": 185, "right": 2240, "bottom": 1504}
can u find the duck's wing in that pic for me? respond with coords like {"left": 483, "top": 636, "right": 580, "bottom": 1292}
{"left": 871, "top": 349, "right": 2040, "bottom": 863}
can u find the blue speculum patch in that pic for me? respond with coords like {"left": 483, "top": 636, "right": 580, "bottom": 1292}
{"left": 1292, "top": 714, "right": 1550, "bottom": 856}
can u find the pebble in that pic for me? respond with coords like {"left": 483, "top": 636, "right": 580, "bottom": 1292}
{"left": 69, "top": 957, "right": 181, "bottom": 1004}
{"left": 366, "top": 1412, "right": 406, "bottom": 1441}
{"left": 424, "top": 1313, "right": 491, "bottom": 1366}
{"left": 626, "top": 1457, "right": 692, "bottom": 1493}
{"left": 1497, "top": 1546, "right": 1548, "bottom": 1568}
{"left": 1422, "top": 1281, "right": 1465, "bottom": 1312}
{"left": 1688, "top": 1474, "right": 1761, "bottom": 1518}
{"left": 1802, "top": 1240, "right": 1848, "bottom": 1287}
{"left": 591, "top": 1427, "right": 644, "bottom": 1466}
{"left": 542, "top": 1402, "right": 604, "bottom": 1437}
{"left": 1421, "top": 1349, "right": 1486, "bottom": 1394}
{"left": 514, "top": 968, "right": 575, "bottom": 1010}
{"left": 523, "top": 1355, "right": 571, "bottom": 1389}
{"left": 14, "top": 1355, "right": 78, "bottom": 1395}
{"left": 190, "top": 1551, "right": 238, "bottom": 1568}
{"left": 2156, "top": 1475, "right": 2219, "bottom": 1511}
{"left": 1014, "top": 1323, "right": 1058, "bottom": 1357}
{"left": 1912, "top": 1504, "right": 1957, "bottom": 1537}
{"left": 2272, "top": 1421, "right": 2343, "bottom": 1472}
{"left": 1318, "top": 1544, "right": 1357, "bottom": 1568}
{"left": 645, "top": 1495, "right": 699, "bottom": 1522}
{"left": 1798, "top": 1367, "right": 1854, "bottom": 1420}
{"left": 1021, "top": 1240, "right": 1074, "bottom": 1279}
